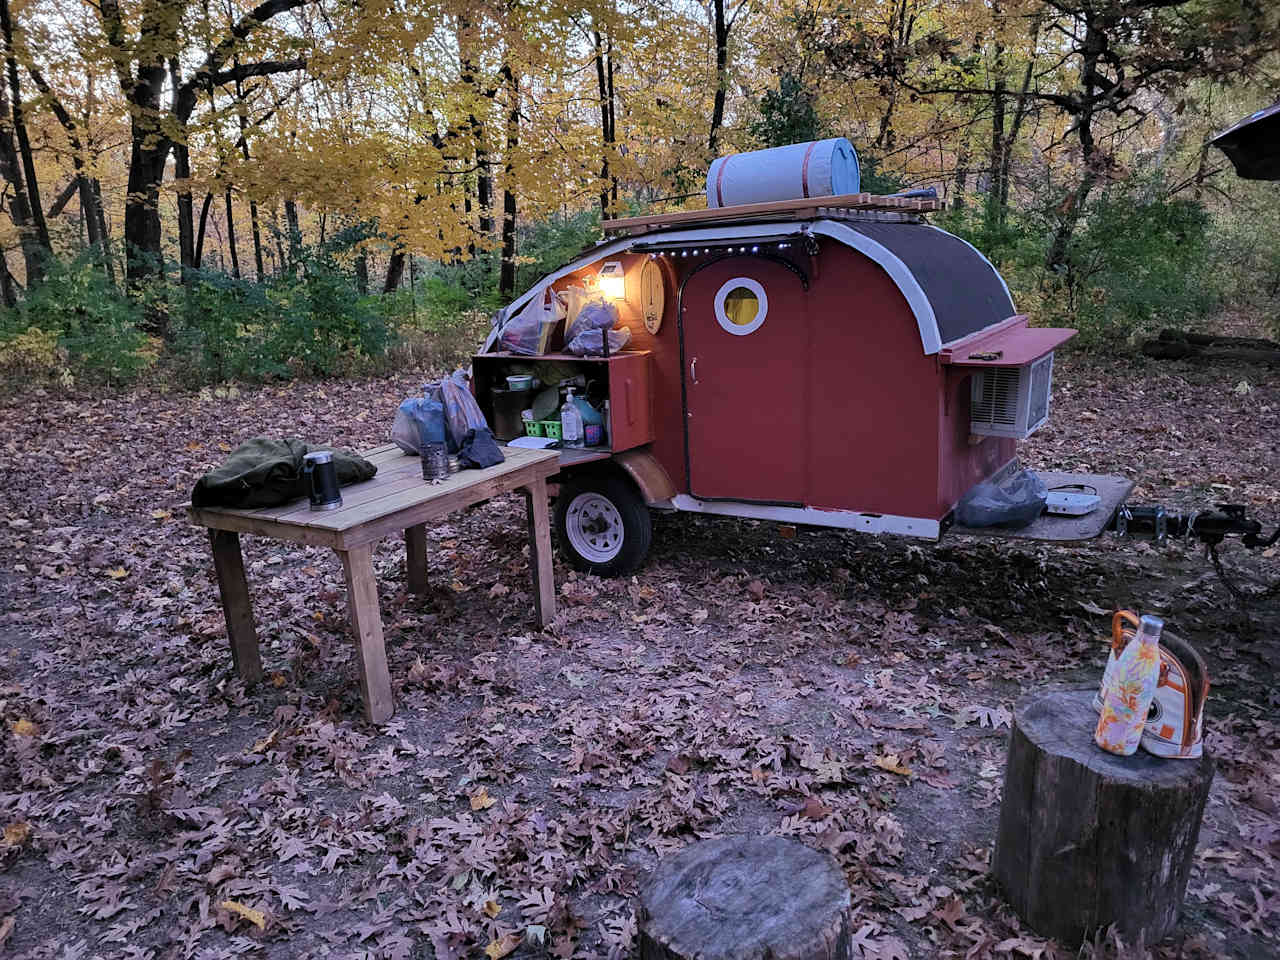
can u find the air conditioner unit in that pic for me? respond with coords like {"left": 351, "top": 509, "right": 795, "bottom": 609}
{"left": 969, "top": 353, "right": 1054, "bottom": 439}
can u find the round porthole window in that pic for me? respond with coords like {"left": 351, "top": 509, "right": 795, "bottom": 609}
{"left": 714, "top": 277, "right": 768, "bottom": 336}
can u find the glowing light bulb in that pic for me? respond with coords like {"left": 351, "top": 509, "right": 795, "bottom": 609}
{"left": 597, "top": 261, "right": 625, "bottom": 299}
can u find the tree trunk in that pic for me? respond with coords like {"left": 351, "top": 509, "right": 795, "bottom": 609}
{"left": 993, "top": 689, "right": 1213, "bottom": 947}
{"left": 194, "top": 191, "right": 213, "bottom": 268}
{"left": 272, "top": 206, "right": 286, "bottom": 275}
{"left": 233, "top": 76, "right": 265, "bottom": 279}
{"left": 92, "top": 178, "right": 115, "bottom": 284}
{"left": 284, "top": 198, "right": 301, "bottom": 264}
{"left": 637, "top": 836, "right": 855, "bottom": 960}
{"left": 224, "top": 187, "right": 241, "bottom": 279}
{"left": 708, "top": 0, "right": 728, "bottom": 155}
{"left": 355, "top": 248, "right": 369, "bottom": 295}
{"left": 0, "top": 113, "right": 42, "bottom": 284}
{"left": 499, "top": 65, "right": 519, "bottom": 299}
{"left": 122, "top": 157, "right": 167, "bottom": 293}
{"left": 607, "top": 34, "right": 617, "bottom": 209}
{"left": 175, "top": 141, "right": 196, "bottom": 276}
{"left": 76, "top": 176, "right": 103, "bottom": 249}
{"left": 952, "top": 140, "right": 970, "bottom": 210}
{"left": 0, "top": 248, "right": 17, "bottom": 305}
{"left": 384, "top": 250, "right": 405, "bottom": 293}
{"left": 457, "top": 14, "right": 491, "bottom": 251}
{"left": 1, "top": 0, "right": 48, "bottom": 255}
{"left": 988, "top": 38, "right": 1008, "bottom": 216}
{"left": 1046, "top": 15, "right": 1104, "bottom": 274}
{"left": 999, "top": 53, "right": 1036, "bottom": 217}
{"left": 594, "top": 29, "right": 614, "bottom": 219}
{"left": 0, "top": 0, "right": 47, "bottom": 284}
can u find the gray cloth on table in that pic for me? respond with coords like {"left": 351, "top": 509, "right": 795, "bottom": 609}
{"left": 458, "top": 428, "right": 505, "bottom": 469}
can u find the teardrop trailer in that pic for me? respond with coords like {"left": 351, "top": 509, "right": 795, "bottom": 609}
{"left": 471, "top": 152, "right": 1277, "bottom": 578}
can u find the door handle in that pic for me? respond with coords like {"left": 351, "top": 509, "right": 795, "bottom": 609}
{"left": 690, "top": 357, "right": 699, "bottom": 384}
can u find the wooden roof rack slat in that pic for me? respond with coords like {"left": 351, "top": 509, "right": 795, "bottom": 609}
{"left": 603, "top": 192, "right": 943, "bottom": 235}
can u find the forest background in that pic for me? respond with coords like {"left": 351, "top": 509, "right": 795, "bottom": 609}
{"left": 0, "top": 0, "right": 1277, "bottom": 387}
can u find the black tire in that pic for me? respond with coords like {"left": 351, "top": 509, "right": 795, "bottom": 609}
{"left": 554, "top": 470, "right": 652, "bottom": 576}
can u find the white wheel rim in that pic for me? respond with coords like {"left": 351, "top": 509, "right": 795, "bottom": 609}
{"left": 565, "top": 492, "right": 625, "bottom": 564}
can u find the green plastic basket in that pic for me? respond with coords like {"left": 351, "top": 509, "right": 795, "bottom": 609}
{"left": 540, "top": 420, "right": 562, "bottom": 440}
{"left": 523, "top": 420, "right": 543, "bottom": 437}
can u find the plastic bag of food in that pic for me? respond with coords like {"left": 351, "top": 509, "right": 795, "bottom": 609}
{"left": 499, "top": 289, "right": 565, "bottom": 355}
{"left": 391, "top": 388, "right": 446, "bottom": 454}
{"left": 439, "top": 370, "right": 490, "bottom": 453}
{"left": 566, "top": 325, "right": 631, "bottom": 356}
{"left": 565, "top": 298, "right": 618, "bottom": 345}
{"left": 561, "top": 285, "right": 590, "bottom": 332}
{"left": 955, "top": 468, "right": 1048, "bottom": 528}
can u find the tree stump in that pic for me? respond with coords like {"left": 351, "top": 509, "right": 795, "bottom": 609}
{"left": 993, "top": 689, "right": 1215, "bottom": 947}
{"left": 637, "top": 836, "right": 854, "bottom": 960}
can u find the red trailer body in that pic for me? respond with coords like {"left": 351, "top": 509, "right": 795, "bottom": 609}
{"left": 474, "top": 196, "right": 1085, "bottom": 573}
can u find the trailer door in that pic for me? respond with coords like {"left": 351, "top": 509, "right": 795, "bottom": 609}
{"left": 682, "top": 257, "right": 809, "bottom": 504}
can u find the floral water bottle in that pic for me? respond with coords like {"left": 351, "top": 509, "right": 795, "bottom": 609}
{"left": 1095, "top": 614, "right": 1163, "bottom": 756}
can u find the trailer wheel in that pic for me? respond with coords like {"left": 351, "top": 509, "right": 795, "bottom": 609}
{"left": 555, "top": 472, "right": 652, "bottom": 576}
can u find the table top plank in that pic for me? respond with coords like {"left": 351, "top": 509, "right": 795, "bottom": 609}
{"left": 190, "top": 447, "right": 559, "bottom": 545}
{"left": 242, "top": 455, "right": 421, "bottom": 523}
{"left": 317, "top": 448, "right": 557, "bottom": 533}
{"left": 364, "top": 444, "right": 408, "bottom": 466}
{"left": 337, "top": 461, "right": 555, "bottom": 548}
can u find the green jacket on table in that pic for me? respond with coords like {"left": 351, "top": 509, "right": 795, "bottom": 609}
{"left": 192, "top": 437, "right": 377, "bottom": 509}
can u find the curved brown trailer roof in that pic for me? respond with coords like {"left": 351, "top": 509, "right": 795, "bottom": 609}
{"left": 839, "top": 220, "right": 1016, "bottom": 346}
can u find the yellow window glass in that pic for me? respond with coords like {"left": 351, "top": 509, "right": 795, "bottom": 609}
{"left": 723, "top": 287, "right": 760, "bottom": 326}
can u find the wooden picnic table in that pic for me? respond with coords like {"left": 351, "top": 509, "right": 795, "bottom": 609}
{"left": 189, "top": 443, "right": 560, "bottom": 723}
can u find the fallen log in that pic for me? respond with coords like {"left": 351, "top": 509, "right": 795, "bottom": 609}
{"left": 1142, "top": 328, "right": 1280, "bottom": 362}
{"left": 1141, "top": 342, "right": 1280, "bottom": 362}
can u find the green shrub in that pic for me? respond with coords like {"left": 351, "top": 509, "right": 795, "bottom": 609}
{"left": 0, "top": 254, "right": 151, "bottom": 385}
{"left": 267, "top": 251, "right": 389, "bottom": 377}
{"left": 939, "top": 176, "right": 1217, "bottom": 349}
{"left": 1056, "top": 179, "right": 1216, "bottom": 347}
{"left": 170, "top": 269, "right": 276, "bottom": 382}
{"left": 169, "top": 225, "right": 391, "bottom": 381}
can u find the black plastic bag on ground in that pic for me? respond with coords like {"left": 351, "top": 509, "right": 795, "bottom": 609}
{"left": 956, "top": 468, "right": 1048, "bottom": 528}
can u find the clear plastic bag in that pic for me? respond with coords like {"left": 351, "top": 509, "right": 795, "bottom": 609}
{"left": 955, "top": 468, "right": 1048, "bottom": 528}
{"left": 439, "top": 370, "right": 490, "bottom": 453}
{"left": 392, "top": 388, "right": 445, "bottom": 454}
{"left": 499, "top": 290, "right": 565, "bottom": 356}
{"left": 565, "top": 298, "right": 618, "bottom": 344}
{"left": 566, "top": 325, "right": 631, "bottom": 356}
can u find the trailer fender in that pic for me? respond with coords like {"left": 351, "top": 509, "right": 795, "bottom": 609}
{"left": 612, "top": 449, "right": 677, "bottom": 506}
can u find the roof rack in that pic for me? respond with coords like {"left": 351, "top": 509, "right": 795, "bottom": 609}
{"left": 602, "top": 192, "right": 943, "bottom": 236}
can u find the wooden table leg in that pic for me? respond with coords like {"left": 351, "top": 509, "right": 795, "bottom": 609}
{"left": 338, "top": 544, "right": 395, "bottom": 723}
{"left": 404, "top": 523, "right": 428, "bottom": 595}
{"left": 523, "top": 477, "right": 556, "bottom": 628}
{"left": 209, "top": 530, "right": 263, "bottom": 684}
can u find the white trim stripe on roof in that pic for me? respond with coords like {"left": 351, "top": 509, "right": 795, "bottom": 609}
{"left": 488, "top": 218, "right": 1010, "bottom": 356}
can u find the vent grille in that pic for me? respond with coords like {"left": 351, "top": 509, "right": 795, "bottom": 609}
{"left": 972, "top": 367, "right": 1021, "bottom": 427}
{"left": 1027, "top": 354, "right": 1052, "bottom": 428}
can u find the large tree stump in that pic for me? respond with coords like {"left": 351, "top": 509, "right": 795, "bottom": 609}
{"left": 637, "top": 836, "right": 854, "bottom": 960}
{"left": 993, "top": 689, "right": 1214, "bottom": 947}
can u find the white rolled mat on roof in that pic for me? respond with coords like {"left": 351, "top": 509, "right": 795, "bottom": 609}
{"left": 705, "top": 138, "right": 861, "bottom": 209}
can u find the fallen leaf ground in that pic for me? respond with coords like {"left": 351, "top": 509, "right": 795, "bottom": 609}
{"left": 1, "top": 349, "right": 1277, "bottom": 960}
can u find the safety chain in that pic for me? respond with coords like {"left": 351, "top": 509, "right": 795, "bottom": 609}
{"left": 1208, "top": 540, "right": 1280, "bottom": 608}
